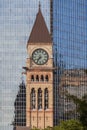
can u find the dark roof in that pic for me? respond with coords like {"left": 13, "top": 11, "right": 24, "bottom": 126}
{"left": 16, "top": 126, "right": 30, "bottom": 130}
{"left": 27, "top": 7, "right": 52, "bottom": 46}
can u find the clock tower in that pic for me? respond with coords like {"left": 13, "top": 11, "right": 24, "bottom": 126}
{"left": 24, "top": 4, "right": 53, "bottom": 129}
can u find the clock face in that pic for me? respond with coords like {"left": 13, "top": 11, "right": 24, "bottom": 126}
{"left": 32, "top": 48, "right": 48, "bottom": 65}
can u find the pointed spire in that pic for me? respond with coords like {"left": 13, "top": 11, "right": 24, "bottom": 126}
{"left": 39, "top": 1, "right": 41, "bottom": 10}
{"left": 21, "top": 75, "right": 25, "bottom": 85}
{"left": 27, "top": 3, "right": 52, "bottom": 46}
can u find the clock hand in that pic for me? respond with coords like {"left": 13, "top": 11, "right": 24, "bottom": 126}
{"left": 37, "top": 56, "right": 42, "bottom": 62}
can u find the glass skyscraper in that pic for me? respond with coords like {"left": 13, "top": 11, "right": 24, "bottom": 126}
{"left": 53, "top": 0, "right": 87, "bottom": 125}
{"left": 0, "top": 0, "right": 50, "bottom": 130}
{"left": 1, "top": 0, "right": 87, "bottom": 129}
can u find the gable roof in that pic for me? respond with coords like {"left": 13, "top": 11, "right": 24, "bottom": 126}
{"left": 27, "top": 7, "right": 52, "bottom": 46}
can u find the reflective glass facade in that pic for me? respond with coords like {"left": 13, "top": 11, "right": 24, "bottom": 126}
{"left": 1, "top": 0, "right": 87, "bottom": 128}
{"left": 0, "top": 0, "right": 50, "bottom": 130}
{"left": 53, "top": 0, "right": 87, "bottom": 125}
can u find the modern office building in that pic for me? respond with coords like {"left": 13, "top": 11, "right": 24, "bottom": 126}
{"left": 0, "top": 1, "right": 50, "bottom": 130}
{"left": 13, "top": 81, "right": 26, "bottom": 129}
{"left": 16, "top": 0, "right": 87, "bottom": 128}
{"left": 1, "top": 0, "right": 87, "bottom": 129}
{"left": 53, "top": 0, "right": 87, "bottom": 125}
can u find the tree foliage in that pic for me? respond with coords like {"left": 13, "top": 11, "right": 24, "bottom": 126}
{"left": 31, "top": 120, "right": 84, "bottom": 130}
{"left": 66, "top": 94, "right": 87, "bottom": 128}
{"left": 59, "top": 119, "right": 83, "bottom": 130}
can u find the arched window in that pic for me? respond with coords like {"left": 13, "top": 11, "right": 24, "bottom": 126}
{"left": 31, "top": 88, "right": 36, "bottom": 109}
{"left": 38, "top": 88, "right": 42, "bottom": 109}
{"left": 44, "top": 88, "right": 49, "bottom": 109}
{"left": 40, "top": 75, "right": 44, "bottom": 81}
{"left": 36, "top": 75, "right": 39, "bottom": 81}
{"left": 45, "top": 75, "right": 49, "bottom": 81}
{"left": 31, "top": 75, "right": 34, "bottom": 81}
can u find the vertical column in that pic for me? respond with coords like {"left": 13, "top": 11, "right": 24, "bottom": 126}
{"left": 43, "top": 88, "right": 45, "bottom": 129}
{"left": 26, "top": 83, "right": 31, "bottom": 127}
{"left": 36, "top": 89, "right": 38, "bottom": 128}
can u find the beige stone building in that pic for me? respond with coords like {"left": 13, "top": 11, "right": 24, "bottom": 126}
{"left": 21, "top": 4, "right": 87, "bottom": 130}
{"left": 23, "top": 6, "right": 54, "bottom": 129}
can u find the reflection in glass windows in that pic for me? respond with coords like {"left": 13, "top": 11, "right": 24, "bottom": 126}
{"left": 13, "top": 81, "right": 26, "bottom": 128}
{"left": 53, "top": 0, "right": 87, "bottom": 125}
{"left": 0, "top": 0, "right": 50, "bottom": 130}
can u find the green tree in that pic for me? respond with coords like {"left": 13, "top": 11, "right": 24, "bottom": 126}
{"left": 31, "top": 120, "right": 83, "bottom": 130}
{"left": 59, "top": 119, "right": 83, "bottom": 130}
{"left": 66, "top": 94, "right": 87, "bottom": 128}
{"left": 31, "top": 127, "right": 40, "bottom": 130}
{"left": 53, "top": 125, "right": 63, "bottom": 130}
{"left": 52, "top": 120, "right": 83, "bottom": 130}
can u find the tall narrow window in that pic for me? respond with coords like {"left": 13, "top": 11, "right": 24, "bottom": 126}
{"left": 36, "top": 75, "right": 39, "bottom": 81}
{"left": 38, "top": 88, "right": 42, "bottom": 109}
{"left": 44, "top": 88, "right": 49, "bottom": 109}
{"left": 31, "top": 75, "right": 34, "bottom": 81}
{"left": 45, "top": 75, "right": 49, "bottom": 81}
{"left": 31, "top": 88, "right": 36, "bottom": 109}
{"left": 40, "top": 75, "right": 44, "bottom": 81}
